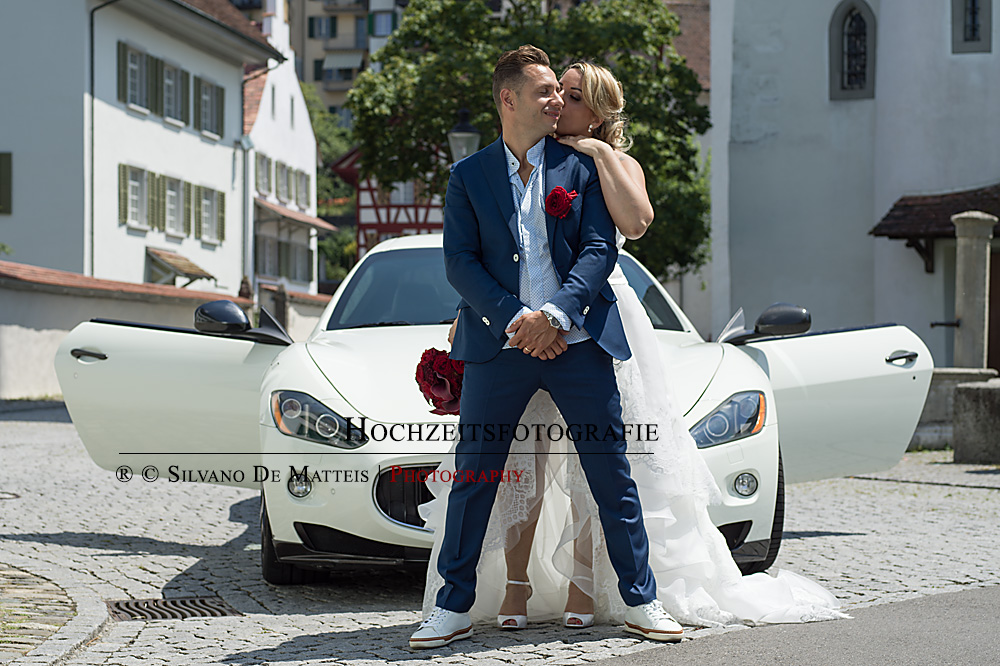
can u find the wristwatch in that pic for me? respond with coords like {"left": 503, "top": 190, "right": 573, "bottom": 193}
{"left": 542, "top": 310, "right": 560, "bottom": 329}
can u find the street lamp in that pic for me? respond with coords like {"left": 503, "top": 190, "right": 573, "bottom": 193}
{"left": 447, "top": 108, "right": 481, "bottom": 163}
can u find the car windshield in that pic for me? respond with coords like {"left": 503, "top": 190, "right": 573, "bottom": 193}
{"left": 327, "top": 248, "right": 461, "bottom": 329}
{"left": 326, "top": 247, "right": 685, "bottom": 332}
{"left": 616, "top": 255, "right": 685, "bottom": 331}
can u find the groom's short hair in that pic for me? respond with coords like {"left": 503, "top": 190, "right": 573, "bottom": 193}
{"left": 493, "top": 45, "right": 551, "bottom": 115}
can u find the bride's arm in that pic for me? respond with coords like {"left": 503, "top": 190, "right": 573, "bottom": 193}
{"left": 557, "top": 136, "right": 653, "bottom": 240}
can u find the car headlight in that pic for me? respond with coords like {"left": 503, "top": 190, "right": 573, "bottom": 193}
{"left": 270, "top": 390, "right": 367, "bottom": 449}
{"left": 690, "top": 391, "right": 766, "bottom": 449}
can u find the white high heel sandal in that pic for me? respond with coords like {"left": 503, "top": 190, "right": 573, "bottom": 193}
{"left": 497, "top": 580, "right": 532, "bottom": 630}
{"left": 563, "top": 611, "right": 595, "bottom": 628}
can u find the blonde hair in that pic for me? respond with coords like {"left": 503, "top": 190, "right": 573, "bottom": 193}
{"left": 563, "top": 62, "right": 632, "bottom": 152}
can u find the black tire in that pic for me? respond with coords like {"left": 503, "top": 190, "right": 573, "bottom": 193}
{"left": 739, "top": 450, "right": 784, "bottom": 575}
{"left": 260, "top": 497, "right": 325, "bottom": 585}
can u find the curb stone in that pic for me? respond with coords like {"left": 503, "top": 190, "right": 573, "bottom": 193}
{"left": 1, "top": 554, "right": 110, "bottom": 666}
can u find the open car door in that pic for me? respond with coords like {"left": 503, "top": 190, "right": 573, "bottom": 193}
{"left": 54, "top": 320, "right": 284, "bottom": 489}
{"left": 739, "top": 324, "right": 933, "bottom": 483}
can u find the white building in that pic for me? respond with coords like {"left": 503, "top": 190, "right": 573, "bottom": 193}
{"left": 703, "top": 0, "right": 1000, "bottom": 368}
{"left": 242, "top": 0, "right": 334, "bottom": 301}
{"left": 0, "top": 0, "right": 282, "bottom": 296}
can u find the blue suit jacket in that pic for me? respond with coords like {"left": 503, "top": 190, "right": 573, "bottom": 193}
{"left": 443, "top": 136, "right": 631, "bottom": 363}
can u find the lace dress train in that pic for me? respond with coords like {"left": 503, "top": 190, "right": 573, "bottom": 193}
{"left": 420, "top": 258, "right": 848, "bottom": 627}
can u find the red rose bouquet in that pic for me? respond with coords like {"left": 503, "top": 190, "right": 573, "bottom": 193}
{"left": 415, "top": 348, "right": 464, "bottom": 415}
{"left": 545, "top": 186, "right": 578, "bottom": 218}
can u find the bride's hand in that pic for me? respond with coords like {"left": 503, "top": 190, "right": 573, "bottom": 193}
{"left": 448, "top": 317, "right": 458, "bottom": 347}
{"left": 556, "top": 135, "right": 607, "bottom": 158}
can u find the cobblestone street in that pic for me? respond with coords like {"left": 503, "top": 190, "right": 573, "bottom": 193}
{"left": 2, "top": 404, "right": 999, "bottom": 665}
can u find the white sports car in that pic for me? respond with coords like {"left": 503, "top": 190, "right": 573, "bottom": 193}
{"left": 55, "top": 234, "right": 933, "bottom": 584}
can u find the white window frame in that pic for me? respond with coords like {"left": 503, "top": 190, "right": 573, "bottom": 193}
{"left": 199, "top": 81, "right": 221, "bottom": 136}
{"left": 127, "top": 48, "right": 148, "bottom": 108}
{"left": 277, "top": 163, "right": 289, "bottom": 202}
{"left": 390, "top": 181, "right": 415, "bottom": 205}
{"left": 127, "top": 167, "right": 148, "bottom": 227}
{"left": 163, "top": 64, "right": 182, "bottom": 121}
{"left": 256, "top": 153, "right": 272, "bottom": 195}
{"left": 297, "top": 171, "right": 308, "bottom": 208}
{"left": 373, "top": 12, "right": 393, "bottom": 37}
{"left": 164, "top": 177, "right": 184, "bottom": 236}
{"left": 200, "top": 188, "right": 219, "bottom": 241}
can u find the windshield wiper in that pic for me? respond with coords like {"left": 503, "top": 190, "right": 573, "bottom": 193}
{"left": 345, "top": 320, "right": 414, "bottom": 329}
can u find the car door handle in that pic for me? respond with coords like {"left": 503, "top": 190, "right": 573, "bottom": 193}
{"left": 71, "top": 348, "right": 107, "bottom": 361}
{"left": 885, "top": 351, "right": 918, "bottom": 364}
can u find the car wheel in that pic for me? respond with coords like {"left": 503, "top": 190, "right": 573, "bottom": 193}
{"left": 739, "top": 450, "right": 784, "bottom": 575}
{"left": 260, "top": 497, "right": 325, "bottom": 585}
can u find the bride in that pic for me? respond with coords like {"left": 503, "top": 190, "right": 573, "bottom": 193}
{"left": 420, "top": 62, "right": 847, "bottom": 632}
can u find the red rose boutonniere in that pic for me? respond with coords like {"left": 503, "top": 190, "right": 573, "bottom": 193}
{"left": 415, "top": 348, "right": 464, "bottom": 415}
{"left": 545, "top": 186, "right": 578, "bottom": 219}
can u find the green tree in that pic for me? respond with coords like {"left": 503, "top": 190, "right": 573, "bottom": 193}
{"left": 0, "top": 243, "right": 10, "bottom": 256}
{"left": 347, "top": 0, "right": 711, "bottom": 277}
{"left": 317, "top": 226, "right": 357, "bottom": 282}
{"left": 300, "top": 81, "right": 355, "bottom": 217}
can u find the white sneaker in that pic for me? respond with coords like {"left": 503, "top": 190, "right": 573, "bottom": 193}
{"left": 409, "top": 606, "right": 473, "bottom": 649}
{"left": 623, "top": 599, "right": 683, "bottom": 642}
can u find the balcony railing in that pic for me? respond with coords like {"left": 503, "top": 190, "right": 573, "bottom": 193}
{"left": 323, "top": 79, "right": 355, "bottom": 92}
{"left": 323, "top": 0, "right": 368, "bottom": 12}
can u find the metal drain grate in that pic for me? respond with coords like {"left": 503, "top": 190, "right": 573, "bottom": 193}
{"left": 106, "top": 597, "right": 243, "bottom": 621}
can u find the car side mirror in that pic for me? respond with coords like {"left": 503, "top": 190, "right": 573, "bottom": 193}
{"left": 194, "top": 300, "right": 251, "bottom": 334}
{"left": 755, "top": 303, "right": 811, "bottom": 337}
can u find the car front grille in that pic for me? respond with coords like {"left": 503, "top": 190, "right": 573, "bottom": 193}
{"left": 373, "top": 465, "right": 438, "bottom": 529}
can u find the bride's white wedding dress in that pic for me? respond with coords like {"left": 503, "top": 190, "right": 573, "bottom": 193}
{"left": 420, "top": 232, "right": 848, "bottom": 627}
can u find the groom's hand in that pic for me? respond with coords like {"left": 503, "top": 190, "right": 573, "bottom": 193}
{"left": 507, "top": 311, "right": 561, "bottom": 357}
{"left": 535, "top": 333, "right": 569, "bottom": 360}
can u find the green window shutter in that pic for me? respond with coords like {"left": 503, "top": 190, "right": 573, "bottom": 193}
{"left": 330, "top": 16, "right": 337, "bottom": 36}
{"left": 254, "top": 235, "right": 261, "bottom": 274}
{"left": 217, "top": 190, "right": 226, "bottom": 242}
{"left": 117, "top": 42, "right": 128, "bottom": 103}
{"left": 118, "top": 164, "right": 128, "bottom": 225}
{"left": 308, "top": 248, "right": 315, "bottom": 282}
{"left": 0, "top": 153, "right": 11, "bottom": 215}
{"left": 308, "top": 16, "right": 315, "bottom": 38}
{"left": 392, "top": 11, "right": 398, "bottom": 30}
{"left": 180, "top": 70, "right": 190, "bottom": 124}
{"left": 194, "top": 186, "right": 202, "bottom": 239}
{"left": 145, "top": 54, "right": 155, "bottom": 110}
{"left": 313, "top": 59, "right": 323, "bottom": 82}
{"left": 368, "top": 13, "right": 374, "bottom": 35}
{"left": 183, "top": 182, "right": 192, "bottom": 235}
{"left": 156, "top": 176, "right": 167, "bottom": 231}
{"left": 193, "top": 77, "right": 202, "bottom": 131}
{"left": 305, "top": 174, "right": 310, "bottom": 205}
{"left": 255, "top": 156, "right": 262, "bottom": 192}
{"left": 216, "top": 84, "right": 225, "bottom": 137}
{"left": 155, "top": 58, "right": 165, "bottom": 116}
{"left": 146, "top": 172, "right": 156, "bottom": 228}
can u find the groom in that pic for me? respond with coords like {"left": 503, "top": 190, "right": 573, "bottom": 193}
{"left": 409, "top": 46, "right": 682, "bottom": 648}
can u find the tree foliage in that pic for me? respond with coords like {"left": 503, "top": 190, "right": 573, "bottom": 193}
{"left": 347, "top": 0, "right": 711, "bottom": 277}
{"left": 0, "top": 243, "right": 10, "bottom": 256}
{"left": 300, "top": 81, "right": 355, "bottom": 216}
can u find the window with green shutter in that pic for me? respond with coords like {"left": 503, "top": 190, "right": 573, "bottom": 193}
{"left": 117, "top": 42, "right": 128, "bottom": 103}
{"left": 180, "top": 70, "right": 190, "bottom": 124}
{"left": 194, "top": 185, "right": 203, "bottom": 238}
{"left": 0, "top": 153, "right": 11, "bottom": 215}
{"left": 118, "top": 164, "right": 128, "bottom": 225}
{"left": 313, "top": 58, "right": 324, "bottom": 82}
{"left": 192, "top": 77, "right": 203, "bottom": 131}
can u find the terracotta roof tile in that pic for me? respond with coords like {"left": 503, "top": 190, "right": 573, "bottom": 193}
{"left": 871, "top": 182, "right": 1000, "bottom": 238}
{"left": 178, "top": 0, "right": 273, "bottom": 52}
{"left": 255, "top": 197, "right": 338, "bottom": 232}
{"left": 0, "top": 260, "right": 250, "bottom": 306}
{"left": 667, "top": 1, "right": 710, "bottom": 91}
{"left": 244, "top": 64, "right": 268, "bottom": 134}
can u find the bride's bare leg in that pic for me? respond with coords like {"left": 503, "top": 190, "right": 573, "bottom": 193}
{"left": 498, "top": 435, "right": 547, "bottom": 616}
{"left": 565, "top": 495, "right": 595, "bottom": 618}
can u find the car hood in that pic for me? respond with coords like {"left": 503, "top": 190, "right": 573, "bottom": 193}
{"left": 307, "top": 326, "right": 459, "bottom": 424}
{"left": 655, "top": 340, "right": 723, "bottom": 416}
{"left": 308, "top": 327, "right": 723, "bottom": 424}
